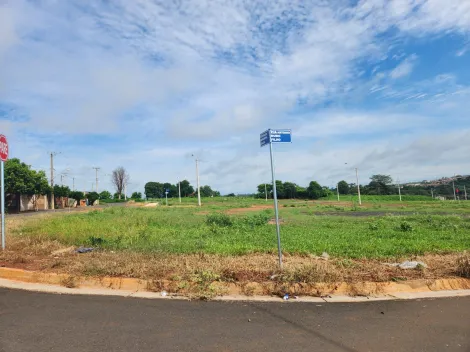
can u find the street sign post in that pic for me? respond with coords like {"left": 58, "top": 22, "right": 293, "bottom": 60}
{"left": 0, "top": 134, "right": 8, "bottom": 250}
{"left": 260, "top": 129, "right": 292, "bottom": 269}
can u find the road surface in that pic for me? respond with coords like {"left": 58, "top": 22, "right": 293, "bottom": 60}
{"left": 0, "top": 288, "right": 468, "bottom": 351}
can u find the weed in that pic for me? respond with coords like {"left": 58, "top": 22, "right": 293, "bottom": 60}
{"left": 60, "top": 275, "right": 78, "bottom": 288}
{"left": 399, "top": 222, "right": 414, "bottom": 232}
{"left": 456, "top": 254, "right": 470, "bottom": 278}
{"left": 206, "top": 213, "right": 233, "bottom": 227}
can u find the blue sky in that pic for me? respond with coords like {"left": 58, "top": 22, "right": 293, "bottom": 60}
{"left": 1, "top": 0, "right": 470, "bottom": 195}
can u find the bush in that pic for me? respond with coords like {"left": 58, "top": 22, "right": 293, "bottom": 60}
{"left": 400, "top": 221, "right": 414, "bottom": 232}
{"left": 206, "top": 213, "right": 233, "bottom": 227}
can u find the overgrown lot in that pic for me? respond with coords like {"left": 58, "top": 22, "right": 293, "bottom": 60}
{"left": 11, "top": 207, "right": 470, "bottom": 258}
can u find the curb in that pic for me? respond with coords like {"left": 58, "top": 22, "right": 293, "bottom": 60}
{"left": 1, "top": 267, "right": 470, "bottom": 302}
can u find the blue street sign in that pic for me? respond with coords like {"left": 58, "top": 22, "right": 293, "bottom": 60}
{"left": 260, "top": 129, "right": 292, "bottom": 147}
{"left": 260, "top": 130, "right": 270, "bottom": 147}
{"left": 269, "top": 129, "right": 291, "bottom": 143}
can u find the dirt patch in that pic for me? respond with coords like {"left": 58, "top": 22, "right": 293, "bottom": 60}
{"left": 226, "top": 205, "right": 273, "bottom": 215}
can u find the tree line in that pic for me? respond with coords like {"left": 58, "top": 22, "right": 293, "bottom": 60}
{"left": 144, "top": 180, "right": 220, "bottom": 199}
{"left": 257, "top": 174, "right": 470, "bottom": 199}
{"left": 4, "top": 158, "right": 135, "bottom": 205}
{"left": 256, "top": 180, "right": 330, "bottom": 199}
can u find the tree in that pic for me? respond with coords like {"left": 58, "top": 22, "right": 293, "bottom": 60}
{"left": 69, "top": 191, "right": 84, "bottom": 203}
{"left": 131, "top": 192, "right": 142, "bottom": 200}
{"left": 111, "top": 167, "right": 130, "bottom": 199}
{"left": 368, "top": 174, "right": 393, "bottom": 195}
{"left": 53, "top": 185, "right": 71, "bottom": 198}
{"left": 283, "top": 182, "right": 297, "bottom": 199}
{"left": 200, "top": 185, "right": 214, "bottom": 197}
{"left": 99, "top": 190, "right": 112, "bottom": 200}
{"left": 144, "top": 182, "right": 165, "bottom": 199}
{"left": 5, "top": 158, "right": 50, "bottom": 196}
{"left": 306, "top": 181, "right": 324, "bottom": 199}
{"left": 275, "top": 180, "right": 285, "bottom": 199}
{"left": 337, "top": 180, "right": 349, "bottom": 195}
{"left": 179, "top": 180, "right": 194, "bottom": 197}
{"left": 87, "top": 191, "right": 100, "bottom": 205}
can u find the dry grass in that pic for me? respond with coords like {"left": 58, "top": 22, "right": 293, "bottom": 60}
{"left": 1, "top": 240, "right": 466, "bottom": 298}
{"left": 456, "top": 254, "right": 470, "bottom": 278}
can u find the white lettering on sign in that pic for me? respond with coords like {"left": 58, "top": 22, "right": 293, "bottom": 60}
{"left": 0, "top": 142, "right": 7, "bottom": 155}
{"left": 270, "top": 130, "right": 290, "bottom": 134}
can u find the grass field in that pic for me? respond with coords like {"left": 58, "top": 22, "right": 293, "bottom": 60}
{"left": 2, "top": 198, "right": 469, "bottom": 298}
{"left": 11, "top": 201, "right": 470, "bottom": 258}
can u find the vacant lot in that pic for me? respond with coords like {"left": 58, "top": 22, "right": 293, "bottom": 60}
{"left": 2, "top": 198, "right": 469, "bottom": 298}
{"left": 11, "top": 206, "right": 470, "bottom": 257}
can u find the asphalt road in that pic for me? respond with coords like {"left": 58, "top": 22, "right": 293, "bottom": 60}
{"left": 0, "top": 289, "right": 468, "bottom": 352}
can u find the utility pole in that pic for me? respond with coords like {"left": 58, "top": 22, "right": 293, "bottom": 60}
{"left": 124, "top": 182, "right": 127, "bottom": 200}
{"left": 265, "top": 183, "right": 268, "bottom": 201}
{"left": 355, "top": 168, "right": 362, "bottom": 206}
{"left": 50, "top": 152, "right": 60, "bottom": 210}
{"left": 92, "top": 167, "right": 100, "bottom": 193}
{"left": 72, "top": 177, "right": 75, "bottom": 192}
{"left": 397, "top": 178, "right": 402, "bottom": 202}
{"left": 192, "top": 155, "right": 201, "bottom": 207}
{"left": 452, "top": 175, "right": 457, "bottom": 201}
{"left": 178, "top": 181, "right": 181, "bottom": 203}
{"left": 431, "top": 188, "right": 434, "bottom": 199}
{"left": 465, "top": 185, "right": 468, "bottom": 201}
{"left": 336, "top": 183, "right": 340, "bottom": 202}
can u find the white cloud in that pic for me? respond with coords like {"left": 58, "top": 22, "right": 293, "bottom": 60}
{"left": 1, "top": 0, "right": 470, "bottom": 194}
{"left": 390, "top": 55, "right": 417, "bottom": 79}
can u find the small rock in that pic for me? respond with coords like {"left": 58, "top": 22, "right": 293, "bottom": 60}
{"left": 75, "top": 247, "right": 94, "bottom": 254}
{"left": 248, "top": 319, "right": 251, "bottom": 322}
{"left": 161, "top": 291, "right": 168, "bottom": 297}
{"left": 320, "top": 252, "right": 330, "bottom": 260}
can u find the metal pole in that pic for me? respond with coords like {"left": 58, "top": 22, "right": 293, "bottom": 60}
{"left": 397, "top": 178, "right": 402, "bottom": 202}
{"left": 269, "top": 142, "right": 282, "bottom": 269}
{"left": 93, "top": 167, "right": 100, "bottom": 193}
{"left": 431, "top": 188, "right": 434, "bottom": 199}
{"left": 355, "top": 168, "right": 362, "bottom": 206}
{"left": 453, "top": 177, "right": 456, "bottom": 201}
{"left": 1, "top": 161, "right": 5, "bottom": 250}
{"left": 196, "top": 159, "right": 201, "bottom": 207}
{"left": 336, "top": 183, "right": 340, "bottom": 201}
{"left": 465, "top": 186, "right": 468, "bottom": 201}
{"left": 178, "top": 181, "right": 181, "bottom": 203}
{"left": 265, "top": 183, "right": 268, "bottom": 201}
{"left": 50, "top": 153, "right": 55, "bottom": 210}
{"left": 124, "top": 183, "right": 127, "bottom": 200}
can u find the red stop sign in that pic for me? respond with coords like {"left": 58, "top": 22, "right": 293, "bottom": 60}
{"left": 0, "top": 135, "right": 8, "bottom": 162}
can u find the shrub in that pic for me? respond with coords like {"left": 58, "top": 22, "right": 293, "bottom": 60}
{"left": 206, "top": 213, "right": 233, "bottom": 227}
{"left": 400, "top": 222, "right": 414, "bottom": 232}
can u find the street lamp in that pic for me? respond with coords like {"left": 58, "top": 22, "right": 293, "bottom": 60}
{"left": 191, "top": 154, "right": 201, "bottom": 207}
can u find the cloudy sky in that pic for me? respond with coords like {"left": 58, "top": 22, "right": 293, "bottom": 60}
{"left": 1, "top": 0, "right": 470, "bottom": 195}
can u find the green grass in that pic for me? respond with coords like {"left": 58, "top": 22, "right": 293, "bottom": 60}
{"left": 14, "top": 205, "right": 470, "bottom": 259}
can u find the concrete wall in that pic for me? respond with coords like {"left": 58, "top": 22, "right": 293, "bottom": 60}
{"left": 19, "top": 195, "right": 49, "bottom": 211}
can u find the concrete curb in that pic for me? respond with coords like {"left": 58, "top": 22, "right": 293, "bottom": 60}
{"left": 1, "top": 267, "right": 470, "bottom": 302}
